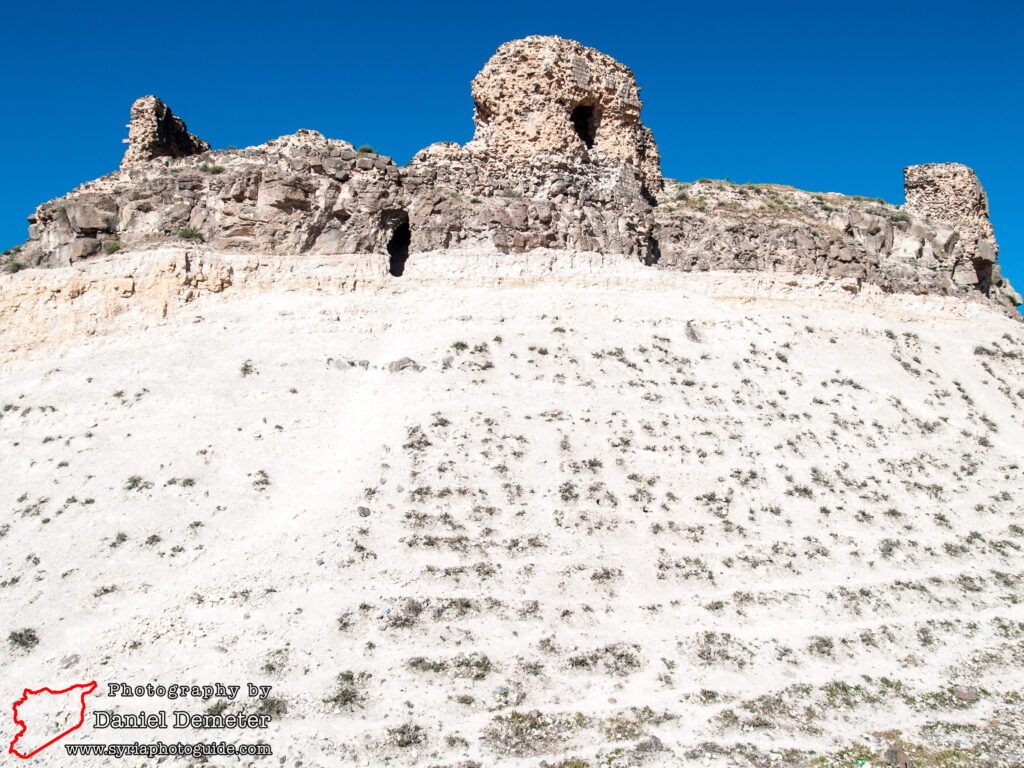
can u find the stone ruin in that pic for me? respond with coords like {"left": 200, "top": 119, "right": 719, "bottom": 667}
{"left": 904, "top": 163, "right": 1000, "bottom": 293}
{"left": 4, "top": 36, "right": 1020, "bottom": 315}
{"left": 465, "top": 36, "right": 662, "bottom": 199}
{"left": 120, "top": 96, "right": 210, "bottom": 170}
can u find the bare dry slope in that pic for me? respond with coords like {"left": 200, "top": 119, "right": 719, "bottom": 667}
{"left": 1, "top": 275, "right": 1022, "bottom": 767}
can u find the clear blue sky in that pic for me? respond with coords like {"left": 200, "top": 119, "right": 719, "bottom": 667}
{"left": 2, "top": 0, "right": 1021, "bottom": 307}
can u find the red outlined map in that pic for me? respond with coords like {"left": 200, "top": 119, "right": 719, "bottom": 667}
{"left": 9, "top": 680, "right": 97, "bottom": 758}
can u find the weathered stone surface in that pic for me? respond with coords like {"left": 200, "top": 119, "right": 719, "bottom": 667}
{"left": 2, "top": 38, "right": 1017, "bottom": 317}
{"left": 952, "top": 685, "right": 979, "bottom": 702}
{"left": 650, "top": 176, "right": 1019, "bottom": 314}
{"left": 904, "top": 163, "right": 1016, "bottom": 305}
{"left": 467, "top": 35, "right": 661, "bottom": 198}
{"left": 388, "top": 357, "right": 424, "bottom": 373}
{"left": 884, "top": 741, "right": 912, "bottom": 768}
{"left": 905, "top": 163, "right": 994, "bottom": 251}
{"left": 67, "top": 238, "right": 100, "bottom": 261}
{"left": 120, "top": 96, "right": 210, "bottom": 170}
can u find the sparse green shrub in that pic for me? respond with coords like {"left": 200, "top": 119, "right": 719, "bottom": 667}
{"left": 124, "top": 476, "right": 152, "bottom": 492}
{"left": 8, "top": 628, "right": 39, "bottom": 650}
{"left": 258, "top": 696, "right": 287, "bottom": 716}
{"left": 252, "top": 470, "right": 270, "bottom": 491}
{"left": 388, "top": 722, "right": 424, "bottom": 747}
{"left": 324, "top": 671, "right": 369, "bottom": 709}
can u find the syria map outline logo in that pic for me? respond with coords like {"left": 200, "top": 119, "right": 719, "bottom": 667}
{"left": 8, "top": 680, "right": 98, "bottom": 759}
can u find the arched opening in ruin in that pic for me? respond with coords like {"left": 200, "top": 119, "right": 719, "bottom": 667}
{"left": 570, "top": 105, "right": 597, "bottom": 148}
{"left": 386, "top": 213, "right": 411, "bottom": 277}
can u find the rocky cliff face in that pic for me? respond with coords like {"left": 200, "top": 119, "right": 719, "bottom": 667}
{"left": 2, "top": 36, "right": 1019, "bottom": 317}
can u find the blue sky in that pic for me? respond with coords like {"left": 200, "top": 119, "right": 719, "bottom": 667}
{"left": 2, "top": 0, "right": 1021, "bottom": 306}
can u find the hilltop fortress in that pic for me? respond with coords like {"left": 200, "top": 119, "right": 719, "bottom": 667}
{"left": 0, "top": 35, "right": 1019, "bottom": 358}
{"left": 3, "top": 37, "right": 1024, "bottom": 768}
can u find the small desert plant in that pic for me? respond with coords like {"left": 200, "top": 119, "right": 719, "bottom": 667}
{"left": 124, "top": 476, "right": 152, "bottom": 492}
{"left": 258, "top": 696, "right": 287, "bottom": 716}
{"left": 388, "top": 722, "right": 424, "bottom": 747}
{"left": 324, "top": 671, "right": 369, "bottom": 709}
{"left": 357, "top": 145, "right": 374, "bottom": 154}
{"left": 8, "top": 628, "right": 39, "bottom": 650}
{"left": 103, "top": 242, "right": 122, "bottom": 255}
{"left": 174, "top": 227, "right": 203, "bottom": 240}
{"left": 252, "top": 470, "right": 271, "bottom": 491}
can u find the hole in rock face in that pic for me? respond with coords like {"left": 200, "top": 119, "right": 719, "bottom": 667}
{"left": 570, "top": 105, "right": 596, "bottom": 148}
{"left": 474, "top": 98, "right": 493, "bottom": 125}
{"left": 387, "top": 217, "right": 411, "bottom": 277}
{"left": 644, "top": 235, "right": 662, "bottom": 266}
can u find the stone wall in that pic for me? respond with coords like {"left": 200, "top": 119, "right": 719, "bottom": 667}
{"left": 120, "top": 96, "right": 210, "bottom": 170}
{"left": 466, "top": 35, "right": 661, "bottom": 199}
{"left": 2, "top": 38, "right": 1018, "bottom": 316}
{"left": 904, "top": 163, "right": 1000, "bottom": 293}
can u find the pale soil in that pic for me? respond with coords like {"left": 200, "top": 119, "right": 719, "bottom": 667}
{"left": 1, "top": 268, "right": 1023, "bottom": 767}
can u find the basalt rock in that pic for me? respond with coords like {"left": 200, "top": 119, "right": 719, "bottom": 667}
{"left": 4, "top": 37, "right": 1018, "bottom": 317}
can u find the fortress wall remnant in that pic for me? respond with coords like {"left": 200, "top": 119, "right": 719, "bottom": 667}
{"left": 120, "top": 96, "right": 210, "bottom": 170}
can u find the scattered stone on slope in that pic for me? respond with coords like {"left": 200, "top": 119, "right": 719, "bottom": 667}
{"left": 884, "top": 741, "right": 913, "bottom": 768}
{"left": 952, "top": 684, "right": 979, "bottom": 702}
{"left": 388, "top": 357, "right": 424, "bottom": 373}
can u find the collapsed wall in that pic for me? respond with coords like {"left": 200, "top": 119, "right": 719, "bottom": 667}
{"left": 2, "top": 36, "right": 1018, "bottom": 316}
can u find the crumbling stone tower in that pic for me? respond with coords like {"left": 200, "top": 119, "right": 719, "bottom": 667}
{"left": 466, "top": 35, "right": 662, "bottom": 198}
{"left": 120, "top": 96, "right": 210, "bottom": 170}
{"left": 904, "top": 163, "right": 999, "bottom": 292}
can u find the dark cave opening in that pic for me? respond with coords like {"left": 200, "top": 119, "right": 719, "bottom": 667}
{"left": 387, "top": 216, "right": 411, "bottom": 277}
{"left": 570, "top": 105, "right": 596, "bottom": 148}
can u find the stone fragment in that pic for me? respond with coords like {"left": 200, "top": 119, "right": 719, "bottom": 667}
{"left": 636, "top": 735, "right": 664, "bottom": 752}
{"left": 388, "top": 357, "right": 424, "bottom": 373}
{"left": 952, "top": 685, "right": 979, "bottom": 702}
{"left": 883, "top": 741, "right": 912, "bottom": 768}
{"left": 67, "top": 238, "right": 100, "bottom": 261}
